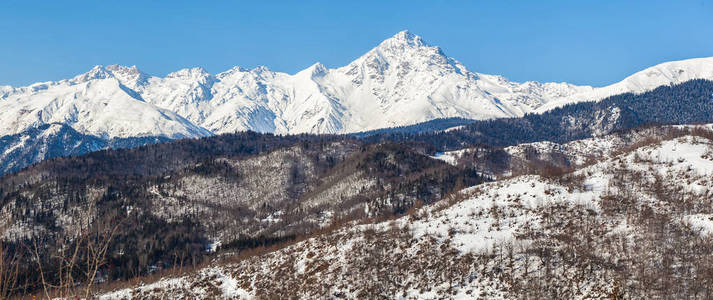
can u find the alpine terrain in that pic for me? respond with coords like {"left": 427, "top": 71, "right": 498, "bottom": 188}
{"left": 2, "top": 29, "right": 713, "bottom": 300}
{"left": 3, "top": 31, "right": 713, "bottom": 175}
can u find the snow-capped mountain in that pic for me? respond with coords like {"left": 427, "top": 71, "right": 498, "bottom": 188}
{"left": 0, "top": 124, "right": 105, "bottom": 175}
{"left": 120, "top": 30, "right": 594, "bottom": 135}
{"left": 3, "top": 31, "right": 712, "bottom": 139}
{"left": 0, "top": 66, "right": 211, "bottom": 139}
{"left": 0, "top": 123, "right": 174, "bottom": 175}
{"left": 0, "top": 31, "right": 583, "bottom": 138}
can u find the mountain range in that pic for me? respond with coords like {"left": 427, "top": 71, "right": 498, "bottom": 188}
{"left": 3, "top": 30, "right": 713, "bottom": 138}
{"left": 2, "top": 30, "right": 713, "bottom": 175}
{"left": 5, "top": 30, "right": 713, "bottom": 298}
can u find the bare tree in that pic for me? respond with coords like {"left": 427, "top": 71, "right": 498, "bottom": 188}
{"left": 0, "top": 239, "right": 21, "bottom": 299}
{"left": 28, "top": 201, "right": 122, "bottom": 299}
{"left": 82, "top": 216, "right": 121, "bottom": 299}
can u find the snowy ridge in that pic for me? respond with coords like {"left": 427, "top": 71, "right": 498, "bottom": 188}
{"left": 128, "top": 30, "right": 584, "bottom": 135}
{"left": 0, "top": 67, "right": 211, "bottom": 139}
{"left": 537, "top": 57, "right": 713, "bottom": 111}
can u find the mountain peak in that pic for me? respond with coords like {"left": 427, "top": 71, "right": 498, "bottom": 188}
{"left": 394, "top": 30, "right": 415, "bottom": 40}
{"left": 298, "top": 62, "right": 327, "bottom": 78}
{"left": 69, "top": 64, "right": 150, "bottom": 85}
{"left": 105, "top": 64, "right": 142, "bottom": 74}
{"left": 339, "top": 30, "right": 452, "bottom": 78}
{"left": 106, "top": 65, "right": 149, "bottom": 84}
{"left": 251, "top": 65, "right": 272, "bottom": 73}
{"left": 167, "top": 67, "right": 211, "bottom": 80}
{"left": 380, "top": 30, "right": 427, "bottom": 49}
{"left": 71, "top": 65, "right": 112, "bottom": 83}
{"left": 216, "top": 66, "right": 250, "bottom": 79}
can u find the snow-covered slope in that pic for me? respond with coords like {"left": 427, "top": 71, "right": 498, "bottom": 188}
{"left": 99, "top": 132, "right": 713, "bottom": 299}
{"left": 433, "top": 125, "right": 711, "bottom": 178}
{"left": 0, "top": 66, "right": 211, "bottom": 139}
{"left": 537, "top": 57, "right": 713, "bottom": 111}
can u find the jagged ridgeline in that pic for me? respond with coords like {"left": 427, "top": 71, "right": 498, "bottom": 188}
{"left": 0, "top": 130, "right": 484, "bottom": 292}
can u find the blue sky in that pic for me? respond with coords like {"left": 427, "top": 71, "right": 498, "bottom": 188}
{"left": 1, "top": 0, "right": 712, "bottom": 87}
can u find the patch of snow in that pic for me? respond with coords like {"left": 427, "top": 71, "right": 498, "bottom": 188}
{"left": 684, "top": 214, "right": 713, "bottom": 236}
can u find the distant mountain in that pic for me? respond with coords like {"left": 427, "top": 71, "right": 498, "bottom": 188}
{"left": 2, "top": 31, "right": 713, "bottom": 175}
{"left": 0, "top": 68, "right": 211, "bottom": 139}
{"left": 0, "top": 123, "right": 173, "bottom": 175}
{"left": 0, "top": 31, "right": 606, "bottom": 138}
{"left": 4, "top": 32, "right": 713, "bottom": 139}
{"left": 0, "top": 124, "right": 105, "bottom": 175}
{"left": 537, "top": 57, "right": 713, "bottom": 111}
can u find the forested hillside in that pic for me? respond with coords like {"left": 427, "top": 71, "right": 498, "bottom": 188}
{"left": 0, "top": 131, "right": 487, "bottom": 296}
{"left": 100, "top": 126, "right": 713, "bottom": 299}
{"left": 349, "top": 117, "right": 476, "bottom": 138}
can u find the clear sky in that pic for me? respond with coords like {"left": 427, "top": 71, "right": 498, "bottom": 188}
{"left": 1, "top": 0, "right": 712, "bottom": 87}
